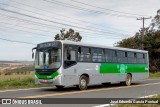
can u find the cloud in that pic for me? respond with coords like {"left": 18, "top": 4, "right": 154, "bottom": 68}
{"left": 0, "top": 0, "right": 159, "bottom": 60}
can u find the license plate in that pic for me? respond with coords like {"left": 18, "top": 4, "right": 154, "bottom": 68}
{"left": 41, "top": 80, "right": 48, "bottom": 83}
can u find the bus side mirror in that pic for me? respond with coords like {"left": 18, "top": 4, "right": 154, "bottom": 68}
{"left": 32, "top": 52, "right": 34, "bottom": 59}
{"left": 32, "top": 47, "right": 36, "bottom": 59}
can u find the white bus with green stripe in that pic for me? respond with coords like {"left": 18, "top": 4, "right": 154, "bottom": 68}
{"left": 32, "top": 40, "right": 149, "bottom": 90}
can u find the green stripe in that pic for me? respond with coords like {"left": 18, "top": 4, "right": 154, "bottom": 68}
{"left": 35, "top": 71, "right": 59, "bottom": 79}
{"left": 100, "top": 63, "right": 148, "bottom": 74}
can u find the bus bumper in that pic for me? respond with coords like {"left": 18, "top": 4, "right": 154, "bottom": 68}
{"left": 35, "top": 75, "right": 61, "bottom": 85}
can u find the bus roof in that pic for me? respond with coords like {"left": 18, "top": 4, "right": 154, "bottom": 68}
{"left": 50, "top": 40, "right": 148, "bottom": 53}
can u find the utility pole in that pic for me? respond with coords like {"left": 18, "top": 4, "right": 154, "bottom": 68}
{"left": 137, "top": 16, "right": 151, "bottom": 50}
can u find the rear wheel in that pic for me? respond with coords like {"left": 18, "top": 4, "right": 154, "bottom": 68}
{"left": 79, "top": 75, "right": 88, "bottom": 90}
{"left": 124, "top": 74, "right": 132, "bottom": 86}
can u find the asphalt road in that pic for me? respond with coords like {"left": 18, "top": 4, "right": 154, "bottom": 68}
{"left": 0, "top": 78, "right": 160, "bottom": 107}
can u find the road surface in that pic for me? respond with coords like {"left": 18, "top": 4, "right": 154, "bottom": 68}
{"left": 0, "top": 79, "right": 160, "bottom": 107}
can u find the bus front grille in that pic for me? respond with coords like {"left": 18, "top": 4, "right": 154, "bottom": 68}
{"left": 35, "top": 69, "right": 57, "bottom": 76}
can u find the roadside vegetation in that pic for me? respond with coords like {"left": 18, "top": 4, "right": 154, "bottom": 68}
{"left": 149, "top": 72, "right": 160, "bottom": 79}
{"left": 150, "top": 94, "right": 160, "bottom": 98}
{"left": 1, "top": 66, "right": 34, "bottom": 75}
{"left": 0, "top": 66, "right": 48, "bottom": 90}
{"left": 0, "top": 74, "right": 48, "bottom": 90}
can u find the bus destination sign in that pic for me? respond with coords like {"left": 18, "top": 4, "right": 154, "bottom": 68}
{"left": 37, "top": 41, "right": 60, "bottom": 49}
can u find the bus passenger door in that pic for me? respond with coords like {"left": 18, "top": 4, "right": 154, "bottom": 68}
{"left": 63, "top": 45, "right": 78, "bottom": 86}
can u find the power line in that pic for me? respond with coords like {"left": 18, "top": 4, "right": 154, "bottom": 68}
{"left": 145, "top": 20, "right": 151, "bottom": 26}
{"left": 0, "top": 21, "right": 54, "bottom": 33}
{"left": 0, "top": 24, "right": 51, "bottom": 38}
{"left": 70, "top": 0, "right": 148, "bottom": 17}
{"left": 48, "top": 0, "right": 139, "bottom": 18}
{"left": 0, "top": 21, "right": 123, "bottom": 40}
{"left": 144, "top": 21, "right": 150, "bottom": 27}
{"left": 0, "top": 13, "right": 125, "bottom": 39}
{"left": 0, "top": 14, "right": 131, "bottom": 41}
{"left": 0, "top": 8, "right": 129, "bottom": 36}
{"left": 0, "top": 13, "right": 62, "bottom": 30}
{"left": 0, "top": 19, "right": 59, "bottom": 34}
{"left": 0, "top": 3, "right": 131, "bottom": 40}
{"left": 0, "top": 13, "right": 122, "bottom": 40}
{"left": 0, "top": 2, "right": 89, "bottom": 30}
{"left": 44, "top": 0, "right": 137, "bottom": 18}
{"left": 8, "top": 0, "right": 132, "bottom": 34}
{"left": 0, "top": 37, "right": 36, "bottom": 45}
{"left": 0, "top": 2, "right": 131, "bottom": 35}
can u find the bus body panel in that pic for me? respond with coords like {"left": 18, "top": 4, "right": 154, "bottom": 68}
{"left": 60, "top": 62, "right": 149, "bottom": 86}
{"left": 35, "top": 63, "right": 148, "bottom": 86}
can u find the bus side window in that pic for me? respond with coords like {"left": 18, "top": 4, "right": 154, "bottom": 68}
{"left": 66, "top": 50, "right": 71, "bottom": 60}
{"left": 65, "top": 49, "right": 76, "bottom": 61}
{"left": 117, "top": 51, "right": 127, "bottom": 63}
{"left": 137, "top": 53, "right": 144, "bottom": 64}
{"left": 134, "top": 53, "right": 137, "bottom": 63}
{"left": 78, "top": 47, "right": 91, "bottom": 62}
{"left": 64, "top": 47, "right": 76, "bottom": 69}
{"left": 128, "top": 52, "right": 135, "bottom": 63}
{"left": 70, "top": 50, "right": 76, "bottom": 61}
{"left": 144, "top": 53, "right": 147, "bottom": 64}
{"left": 143, "top": 53, "right": 147, "bottom": 64}
{"left": 78, "top": 47, "right": 82, "bottom": 61}
{"left": 92, "top": 48, "right": 105, "bottom": 62}
{"left": 105, "top": 49, "right": 113, "bottom": 62}
{"left": 112, "top": 50, "right": 117, "bottom": 62}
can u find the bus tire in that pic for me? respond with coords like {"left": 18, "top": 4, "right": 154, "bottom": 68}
{"left": 56, "top": 85, "right": 64, "bottom": 89}
{"left": 124, "top": 74, "right": 132, "bottom": 86}
{"left": 79, "top": 75, "right": 88, "bottom": 90}
{"left": 120, "top": 82, "right": 124, "bottom": 85}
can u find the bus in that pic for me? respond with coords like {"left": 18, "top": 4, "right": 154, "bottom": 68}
{"left": 32, "top": 40, "right": 149, "bottom": 90}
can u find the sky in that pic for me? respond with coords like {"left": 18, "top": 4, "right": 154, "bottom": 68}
{"left": 0, "top": 0, "right": 159, "bottom": 61}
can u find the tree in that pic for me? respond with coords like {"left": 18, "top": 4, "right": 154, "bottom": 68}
{"left": 54, "top": 28, "right": 82, "bottom": 42}
{"left": 115, "top": 9, "right": 160, "bottom": 72}
{"left": 115, "top": 27, "right": 150, "bottom": 49}
{"left": 151, "top": 9, "right": 160, "bottom": 30}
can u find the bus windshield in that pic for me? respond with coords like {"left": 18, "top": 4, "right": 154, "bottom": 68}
{"left": 35, "top": 48, "right": 61, "bottom": 69}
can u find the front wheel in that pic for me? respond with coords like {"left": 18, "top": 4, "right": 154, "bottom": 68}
{"left": 79, "top": 75, "right": 88, "bottom": 90}
{"left": 124, "top": 74, "right": 132, "bottom": 86}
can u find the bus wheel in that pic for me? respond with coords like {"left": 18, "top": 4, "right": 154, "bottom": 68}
{"left": 56, "top": 85, "right": 64, "bottom": 89}
{"left": 124, "top": 74, "right": 132, "bottom": 86}
{"left": 79, "top": 75, "right": 88, "bottom": 90}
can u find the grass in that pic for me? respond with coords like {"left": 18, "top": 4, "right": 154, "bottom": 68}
{"left": 0, "top": 74, "right": 48, "bottom": 90}
{"left": 153, "top": 94, "right": 160, "bottom": 98}
{"left": 0, "top": 73, "right": 34, "bottom": 81}
{"left": 149, "top": 72, "right": 160, "bottom": 79}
